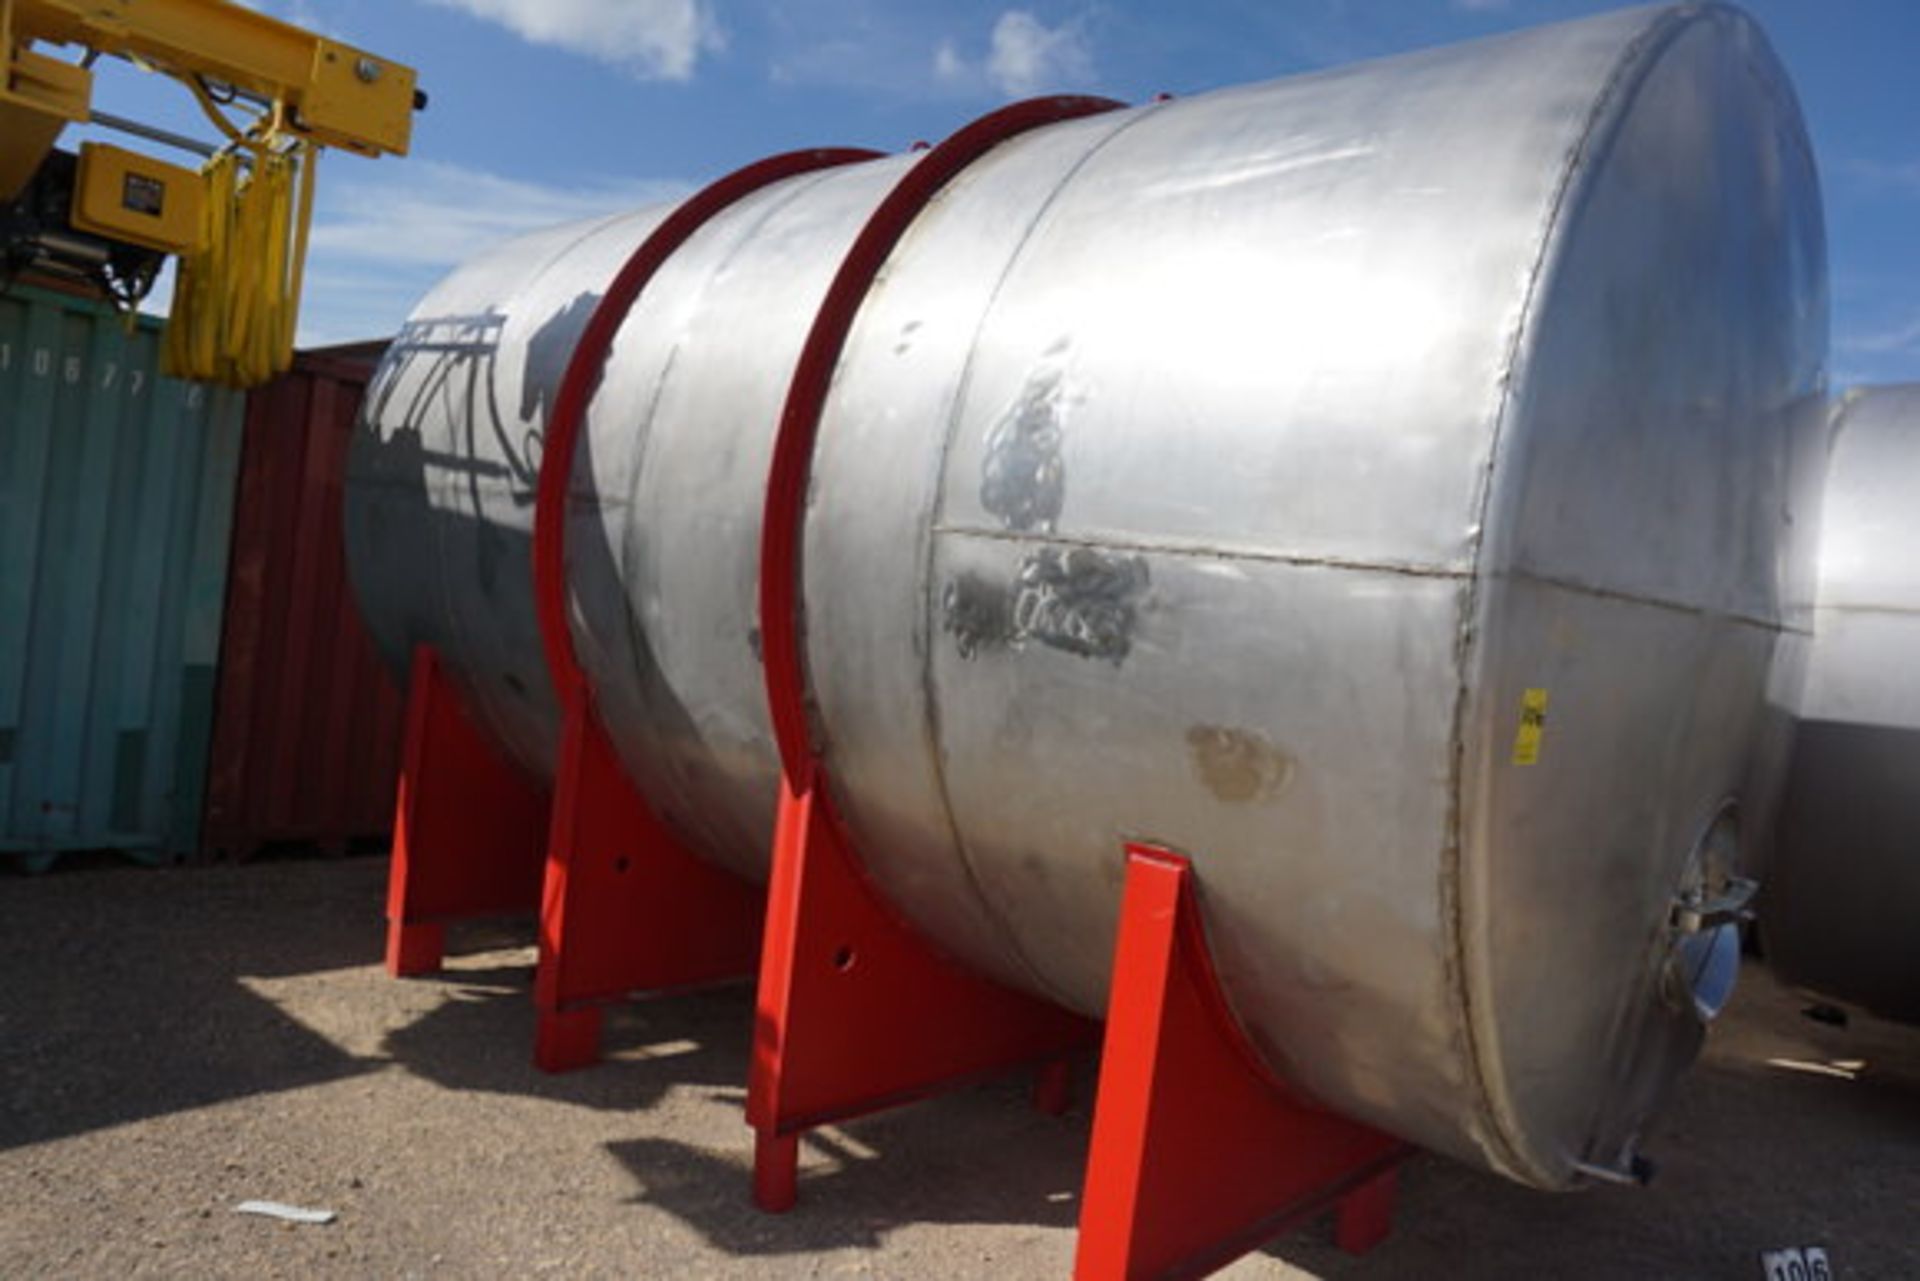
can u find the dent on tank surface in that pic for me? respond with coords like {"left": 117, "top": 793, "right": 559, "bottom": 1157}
{"left": 344, "top": 2, "right": 1828, "bottom": 1189}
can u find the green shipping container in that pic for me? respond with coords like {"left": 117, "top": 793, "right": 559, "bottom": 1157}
{"left": 0, "top": 284, "right": 243, "bottom": 870}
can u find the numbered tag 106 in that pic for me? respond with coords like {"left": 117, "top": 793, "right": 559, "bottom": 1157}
{"left": 1761, "top": 1246, "right": 1833, "bottom": 1281}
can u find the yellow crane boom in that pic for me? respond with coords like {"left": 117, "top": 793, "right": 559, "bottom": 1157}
{"left": 2, "top": 0, "right": 417, "bottom": 195}
{"left": 0, "top": 0, "right": 421, "bottom": 386}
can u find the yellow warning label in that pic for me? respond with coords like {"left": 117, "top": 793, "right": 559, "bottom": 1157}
{"left": 1511, "top": 688, "right": 1549, "bottom": 766}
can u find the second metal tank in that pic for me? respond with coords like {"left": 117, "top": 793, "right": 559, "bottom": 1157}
{"left": 345, "top": 4, "right": 1829, "bottom": 1189}
{"left": 1764, "top": 385, "right": 1920, "bottom": 1025}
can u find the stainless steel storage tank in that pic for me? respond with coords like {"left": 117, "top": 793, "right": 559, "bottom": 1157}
{"left": 1764, "top": 385, "right": 1920, "bottom": 1024}
{"left": 344, "top": 3, "right": 1828, "bottom": 1188}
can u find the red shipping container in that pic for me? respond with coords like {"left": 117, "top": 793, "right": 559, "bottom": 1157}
{"left": 200, "top": 343, "right": 404, "bottom": 860}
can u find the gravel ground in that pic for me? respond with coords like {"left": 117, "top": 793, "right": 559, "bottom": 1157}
{"left": 1, "top": 852, "right": 1915, "bottom": 1279}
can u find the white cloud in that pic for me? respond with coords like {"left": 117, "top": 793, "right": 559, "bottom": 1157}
{"left": 986, "top": 11, "right": 1094, "bottom": 97}
{"left": 1452, "top": 0, "right": 1511, "bottom": 12}
{"left": 420, "top": 0, "right": 724, "bottom": 80}
{"left": 295, "top": 159, "right": 689, "bottom": 343}
{"left": 308, "top": 160, "right": 686, "bottom": 266}
{"left": 1832, "top": 157, "right": 1920, "bottom": 198}
{"left": 933, "top": 39, "right": 967, "bottom": 85}
{"left": 933, "top": 10, "right": 1095, "bottom": 99}
{"left": 1839, "top": 314, "right": 1920, "bottom": 357}
{"left": 228, "top": 0, "right": 336, "bottom": 35}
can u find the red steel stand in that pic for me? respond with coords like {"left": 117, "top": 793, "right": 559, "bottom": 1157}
{"left": 746, "top": 765, "right": 1097, "bottom": 1211}
{"left": 531, "top": 678, "right": 764, "bottom": 1070}
{"left": 383, "top": 644, "right": 549, "bottom": 976}
{"left": 1074, "top": 844, "right": 1409, "bottom": 1280}
{"left": 525, "top": 149, "right": 877, "bottom": 1071}
{"left": 748, "top": 96, "right": 1124, "bottom": 1212}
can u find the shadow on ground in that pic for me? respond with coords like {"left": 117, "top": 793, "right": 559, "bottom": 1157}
{"left": 0, "top": 851, "right": 522, "bottom": 1150}
{"left": 1257, "top": 985, "right": 1920, "bottom": 1279}
{"left": 5, "top": 851, "right": 1919, "bottom": 1278}
{"left": 594, "top": 977, "right": 1920, "bottom": 1277}
{"left": 604, "top": 1061, "right": 1095, "bottom": 1258}
{"left": 2, "top": 853, "right": 389, "bottom": 1149}
{"left": 380, "top": 972, "right": 758, "bottom": 1115}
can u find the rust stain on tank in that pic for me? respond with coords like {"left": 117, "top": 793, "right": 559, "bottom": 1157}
{"left": 1186, "top": 725, "right": 1294, "bottom": 803}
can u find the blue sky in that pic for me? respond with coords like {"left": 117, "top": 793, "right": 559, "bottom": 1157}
{"left": 68, "top": 1, "right": 1920, "bottom": 386}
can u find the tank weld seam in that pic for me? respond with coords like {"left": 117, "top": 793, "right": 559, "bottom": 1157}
{"left": 1811, "top": 601, "right": 1920, "bottom": 620}
{"left": 1507, "top": 568, "right": 1799, "bottom": 634}
{"left": 1441, "top": 3, "right": 1700, "bottom": 1185}
{"left": 933, "top": 523, "right": 1470, "bottom": 581}
{"left": 613, "top": 173, "right": 840, "bottom": 861}
{"left": 934, "top": 526, "right": 1803, "bottom": 636}
{"left": 914, "top": 104, "right": 1164, "bottom": 1008}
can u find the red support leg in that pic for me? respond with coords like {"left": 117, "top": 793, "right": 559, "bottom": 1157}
{"left": 1074, "top": 844, "right": 1409, "bottom": 1281}
{"left": 383, "top": 644, "right": 549, "bottom": 977}
{"left": 384, "top": 921, "right": 445, "bottom": 978}
{"left": 746, "top": 765, "right": 1097, "bottom": 1211}
{"left": 753, "top": 1131, "right": 800, "bottom": 1214}
{"left": 533, "top": 1005, "right": 604, "bottom": 1074}
{"left": 532, "top": 679, "right": 763, "bottom": 1072}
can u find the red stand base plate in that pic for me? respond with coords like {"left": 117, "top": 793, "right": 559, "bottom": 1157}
{"left": 533, "top": 680, "right": 763, "bottom": 1072}
{"left": 384, "top": 645, "right": 548, "bottom": 977}
{"left": 1074, "top": 844, "right": 1409, "bottom": 1280}
{"left": 747, "top": 765, "right": 1098, "bottom": 1211}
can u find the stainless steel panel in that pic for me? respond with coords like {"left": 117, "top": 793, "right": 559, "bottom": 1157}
{"left": 796, "top": 108, "right": 1145, "bottom": 990}
{"left": 345, "top": 208, "right": 669, "bottom": 780}
{"left": 569, "top": 157, "right": 918, "bottom": 880}
{"left": 1462, "top": 9, "right": 1829, "bottom": 1177}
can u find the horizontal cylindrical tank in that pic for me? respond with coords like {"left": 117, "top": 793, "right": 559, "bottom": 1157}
{"left": 345, "top": 3, "right": 1828, "bottom": 1188}
{"left": 1764, "top": 385, "right": 1920, "bottom": 1024}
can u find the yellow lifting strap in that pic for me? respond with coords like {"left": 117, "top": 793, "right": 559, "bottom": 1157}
{"left": 161, "top": 106, "right": 317, "bottom": 388}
